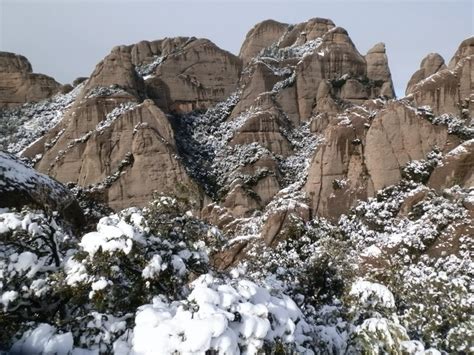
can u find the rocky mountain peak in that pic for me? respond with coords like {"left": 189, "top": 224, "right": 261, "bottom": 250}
{"left": 448, "top": 35, "right": 474, "bottom": 68}
{"left": 0, "top": 52, "right": 33, "bottom": 73}
{"left": 0, "top": 51, "right": 61, "bottom": 108}
{"left": 405, "top": 52, "right": 446, "bottom": 95}
{"left": 239, "top": 19, "right": 289, "bottom": 64}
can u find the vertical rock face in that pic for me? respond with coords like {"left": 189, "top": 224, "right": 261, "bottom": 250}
{"left": 0, "top": 52, "right": 61, "bottom": 108}
{"left": 364, "top": 102, "right": 450, "bottom": 191}
{"left": 428, "top": 139, "right": 474, "bottom": 190}
{"left": 303, "top": 100, "right": 459, "bottom": 221}
{"left": 131, "top": 37, "right": 242, "bottom": 113}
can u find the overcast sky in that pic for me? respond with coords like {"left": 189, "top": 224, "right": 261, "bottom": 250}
{"left": 1, "top": 0, "right": 472, "bottom": 97}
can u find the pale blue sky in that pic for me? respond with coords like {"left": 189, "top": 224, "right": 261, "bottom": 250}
{"left": 1, "top": 0, "right": 472, "bottom": 97}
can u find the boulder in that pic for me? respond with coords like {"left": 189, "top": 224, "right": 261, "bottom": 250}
{"left": 0, "top": 152, "right": 84, "bottom": 227}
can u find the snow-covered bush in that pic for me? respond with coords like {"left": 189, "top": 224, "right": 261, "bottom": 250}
{"left": 122, "top": 274, "right": 314, "bottom": 354}
{"left": 1, "top": 196, "right": 319, "bottom": 354}
{"left": 65, "top": 199, "right": 211, "bottom": 317}
{"left": 401, "top": 149, "right": 442, "bottom": 184}
{"left": 0, "top": 208, "right": 75, "bottom": 347}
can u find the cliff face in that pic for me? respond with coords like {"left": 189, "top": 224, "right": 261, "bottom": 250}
{"left": 1, "top": 19, "right": 472, "bottom": 246}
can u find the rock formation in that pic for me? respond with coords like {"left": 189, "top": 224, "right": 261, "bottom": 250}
{"left": 129, "top": 37, "right": 242, "bottom": 113}
{"left": 0, "top": 52, "right": 61, "bottom": 108}
{"left": 0, "top": 151, "right": 84, "bottom": 227}
{"left": 239, "top": 20, "right": 289, "bottom": 65}
{"left": 1, "top": 19, "right": 472, "bottom": 245}
{"left": 407, "top": 36, "right": 473, "bottom": 116}
{"left": 405, "top": 53, "right": 446, "bottom": 95}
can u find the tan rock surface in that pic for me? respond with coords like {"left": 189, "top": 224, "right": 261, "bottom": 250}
{"left": 30, "top": 94, "right": 198, "bottom": 210}
{"left": 278, "top": 18, "right": 335, "bottom": 48}
{"left": 448, "top": 36, "right": 474, "bottom": 68}
{"left": 304, "top": 113, "right": 369, "bottom": 220}
{"left": 365, "top": 42, "right": 395, "bottom": 97}
{"left": 0, "top": 52, "right": 61, "bottom": 108}
{"left": 83, "top": 46, "right": 145, "bottom": 98}
{"left": 143, "top": 38, "right": 242, "bottom": 113}
{"left": 408, "top": 38, "right": 473, "bottom": 116}
{"left": 365, "top": 102, "right": 449, "bottom": 192}
{"left": 428, "top": 139, "right": 474, "bottom": 190}
{"left": 405, "top": 53, "right": 446, "bottom": 95}
{"left": 239, "top": 20, "right": 289, "bottom": 65}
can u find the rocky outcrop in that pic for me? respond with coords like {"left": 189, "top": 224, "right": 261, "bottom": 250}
{"left": 233, "top": 21, "right": 396, "bottom": 125}
{"left": 31, "top": 98, "right": 198, "bottom": 211}
{"left": 3, "top": 21, "right": 472, "bottom": 250}
{"left": 0, "top": 152, "right": 84, "bottom": 227}
{"left": 407, "top": 37, "right": 473, "bottom": 116}
{"left": 405, "top": 53, "right": 446, "bottom": 95}
{"left": 364, "top": 102, "right": 450, "bottom": 191}
{"left": 278, "top": 18, "right": 336, "bottom": 48}
{"left": 304, "top": 101, "right": 455, "bottom": 221}
{"left": 0, "top": 52, "right": 61, "bottom": 108}
{"left": 131, "top": 38, "right": 242, "bottom": 113}
{"left": 365, "top": 43, "right": 395, "bottom": 97}
{"left": 304, "top": 110, "right": 371, "bottom": 220}
{"left": 239, "top": 20, "right": 289, "bottom": 65}
{"left": 83, "top": 46, "right": 145, "bottom": 98}
{"left": 428, "top": 139, "right": 474, "bottom": 189}
{"left": 448, "top": 36, "right": 474, "bottom": 68}
{"left": 19, "top": 36, "right": 245, "bottom": 210}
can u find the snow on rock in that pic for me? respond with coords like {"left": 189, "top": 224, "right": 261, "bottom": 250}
{"left": 0, "top": 151, "right": 83, "bottom": 225}
{"left": 95, "top": 102, "right": 138, "bottom": 132}
{"left": 0, "top": 84, "right": 83, "bottom": 154}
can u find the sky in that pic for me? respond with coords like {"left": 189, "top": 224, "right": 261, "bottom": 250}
{"left": 1, "top": 0, "right": 472, "bottom": 97}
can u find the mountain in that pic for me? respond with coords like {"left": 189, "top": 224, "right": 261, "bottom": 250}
{"left": 0, "top": 18, "right": 472, "bottom": 354}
